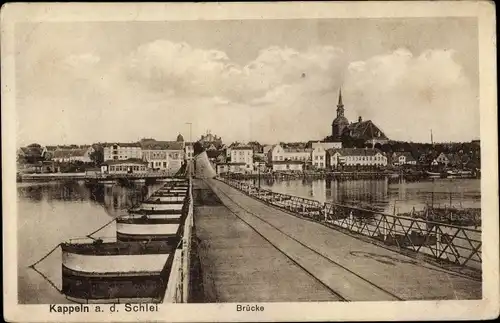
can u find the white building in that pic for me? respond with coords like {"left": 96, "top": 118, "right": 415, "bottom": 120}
{"left": 328, "top": 148, "right": 387, "bottom": 168}
{"left": 101, "top": 158, "right": 148, "bottom": 174}
{"left": 312, "top": 146, "right": 328, "bottom": 169}
{"left": 392, "top": 152, "right": 417, "bottom": 166}
{"left": 267, "top": 144, "right": 312, "bottom": 163}
{"left": 230, "top": 146, "right": 254, "bottom": 172}
{"left": 103, "top": 143, "right": 142, "bottom": 161}
{"left": 272, "top": 160, "right": 304, "bottom": 172}
{"left": 141, "top": 141, "right": 184, "bottom": 173}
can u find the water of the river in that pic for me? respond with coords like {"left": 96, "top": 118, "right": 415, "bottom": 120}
{"left": 17, "top": 178, "right": 481, "bottom": 303}
{"left": 17, "top": 181, "right": 165, "bottom": 304}
{"left": 246, "top": 177, "right": 481, "bottom": 214}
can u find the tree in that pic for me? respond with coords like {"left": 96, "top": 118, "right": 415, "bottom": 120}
{"left": 90, "top": 150, "right": 104, "bottom": 165}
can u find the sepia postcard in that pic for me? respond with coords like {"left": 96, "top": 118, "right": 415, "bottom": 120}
{"left": 2, "top": 1, "right": 498, "bottom": 322}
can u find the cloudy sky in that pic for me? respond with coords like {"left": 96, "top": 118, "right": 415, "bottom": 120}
{"left": 15, "top": 18, "right": 479, "bottom": 146}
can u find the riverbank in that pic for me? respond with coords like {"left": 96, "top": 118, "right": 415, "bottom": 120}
{"left": 223, "top": 171, "right": 479, "bottom": 181}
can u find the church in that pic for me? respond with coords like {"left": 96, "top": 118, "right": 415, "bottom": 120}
{"left": 330, "top": 89, "right": 389, "bottom": 145}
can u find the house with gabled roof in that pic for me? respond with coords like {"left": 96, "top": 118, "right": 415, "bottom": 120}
{"left": 52, "top": 147, "right": 94, "bottom": 163}
{"left": 391, "top": 152, "right": 417, "bottom": 166}
{"left": 140, "top": 140, "right": 184, "bottom": 173}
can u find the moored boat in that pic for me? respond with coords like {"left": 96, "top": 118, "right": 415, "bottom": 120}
{"left": 61, "top": 240, "right": 176, "bottom": 302}
{"left": 426, "top": 171, "right": 441, "bottom": 177}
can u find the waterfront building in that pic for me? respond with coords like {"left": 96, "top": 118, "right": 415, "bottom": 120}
{"left": 391, "top": 152, "right": 417, "bottom": 166}
{"left": 100, "top": 158, "right": 148, "bottom": 174}
{"left": 328, "top": 148, "right": 387, "bottom": 168}
{"left": 140, "top": 139, "right": 184, "bottom": 173}
{"left": 330, "top": 89, "right": 389, "bottom": 145}
{"left": 226, "top": 142, "right": 241, "bottom": 160}
{"left": 271, "top": 160, "right": 304, "bottom": 172}
{"left": 231, "top": 146, "right": 254, "bottom": 171}
{"left": 436, "top": 152, "right": 450, "bottom": 166}
{"left": 267, "top": 144, "right": 312, "bottom": 164}
{"left": 312, "top": 142, "right": 342, "bottom": 169}
{"left": 312, "top": 145, "right": 328, "bottom": 169}
{"left": 52, "top": 146, "right": 94, "bottom": 163}
{"left": 103, "top": 143, "right": 142, "bottom": 161}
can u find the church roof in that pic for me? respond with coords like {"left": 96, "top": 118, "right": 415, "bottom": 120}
{"left": 176, "top": 134, "right": 184, "bottom": 142}
{"left": 332, "top": 115, "right": 349, "bottom": 126}
{"left": 344, "top": 120, "right": 389, "bottom": 141}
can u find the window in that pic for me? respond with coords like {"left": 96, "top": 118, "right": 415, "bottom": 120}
{"left": 163, "top": 162, "right": 167, "bottom": 168}
{"left": 113, "top": 156, "right": 118, "bottom": 160}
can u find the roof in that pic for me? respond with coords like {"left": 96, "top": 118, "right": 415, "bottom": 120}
{"left": 272, "top": 160, "right": 304, "bottom": 165}
{"left": 18, "top": 146, "right": 44, "bottom": 157}
{"left": 332, "top": 115, "right": 349, "bottom": 127}
{"left": 141, "top": 141, "right": 183, "bottom": 150}
{"left": 393, "top": 152, "right": 416, "bottom": 161}
{"left": 284, "top": 148, "right": 312, "bottom": 153}
{"left": 344, "top": 120, "right": 389, "bottom": 141}
{"left": 228, "top": 162, "right": 246, "bottom": 165}
{"left": 103, "top": 142, "right": 141, "bottom": 148}
{"left": 102, "top": 158, "right": 147, "bottom": 165}
{"left": 231, "top": 146, "right": 253, "bottom": 151}
{"left": 206, "top": 150, "right": 224, "bottom": 159}
{"left": 327, "top": 148, "right": 384, "bottom": 157}
{"left": 53, "top": 149, "right": 87, "bottom": 158}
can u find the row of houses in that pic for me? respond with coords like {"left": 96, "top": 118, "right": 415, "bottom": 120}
{"left": 213, "top": 142, "right": 478, "bottom": 175}
{"left": 17, "top": 134, "right": 194, "bottom": 174}
{"left": 213, "top": 141, "right": 392, "bottom": 174}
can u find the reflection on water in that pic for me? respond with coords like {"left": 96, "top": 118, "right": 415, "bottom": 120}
{"left": 250, "top": 178, "right": 481, "bottom": 215}
{"left": 17, "top": 181, "right": 164, "bottom": 304}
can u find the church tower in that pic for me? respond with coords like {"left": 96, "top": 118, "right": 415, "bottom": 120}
{"left": 331, "top": 88, "right": 349, "bottom": 140}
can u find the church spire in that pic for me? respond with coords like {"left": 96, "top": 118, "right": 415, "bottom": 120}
{"left": 336, "top": 88, "right": 345, "bottom": 117}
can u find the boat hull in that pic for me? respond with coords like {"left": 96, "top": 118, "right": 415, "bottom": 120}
{"left": 61, "top": 241, "right": 175, "bottom": 301}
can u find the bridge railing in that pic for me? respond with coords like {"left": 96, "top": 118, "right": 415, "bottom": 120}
{"left": 164, "top": 176, "right": 193, "bottom": 303}
{"left": 219, "top": 177, "right": 482, "bottom": 271}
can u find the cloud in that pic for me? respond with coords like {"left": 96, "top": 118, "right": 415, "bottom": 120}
{"left": 119, "top": 40, "right": 346, "bottom": 104}
{"left": 343, "top": 48, "right": 478, "bottom": 142}
{"left": 16, "top": 40, "right": 478, "bottom": 145}
{"left": 63, "top": 53, "right": 101, "bottom": 68}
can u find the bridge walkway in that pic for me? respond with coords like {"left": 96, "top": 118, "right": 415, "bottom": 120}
{"left": 194, "top": 179, "right": 481, "bottom": 302}
{"left": 193, "top": 180, "right": 343, "bottom": 302}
